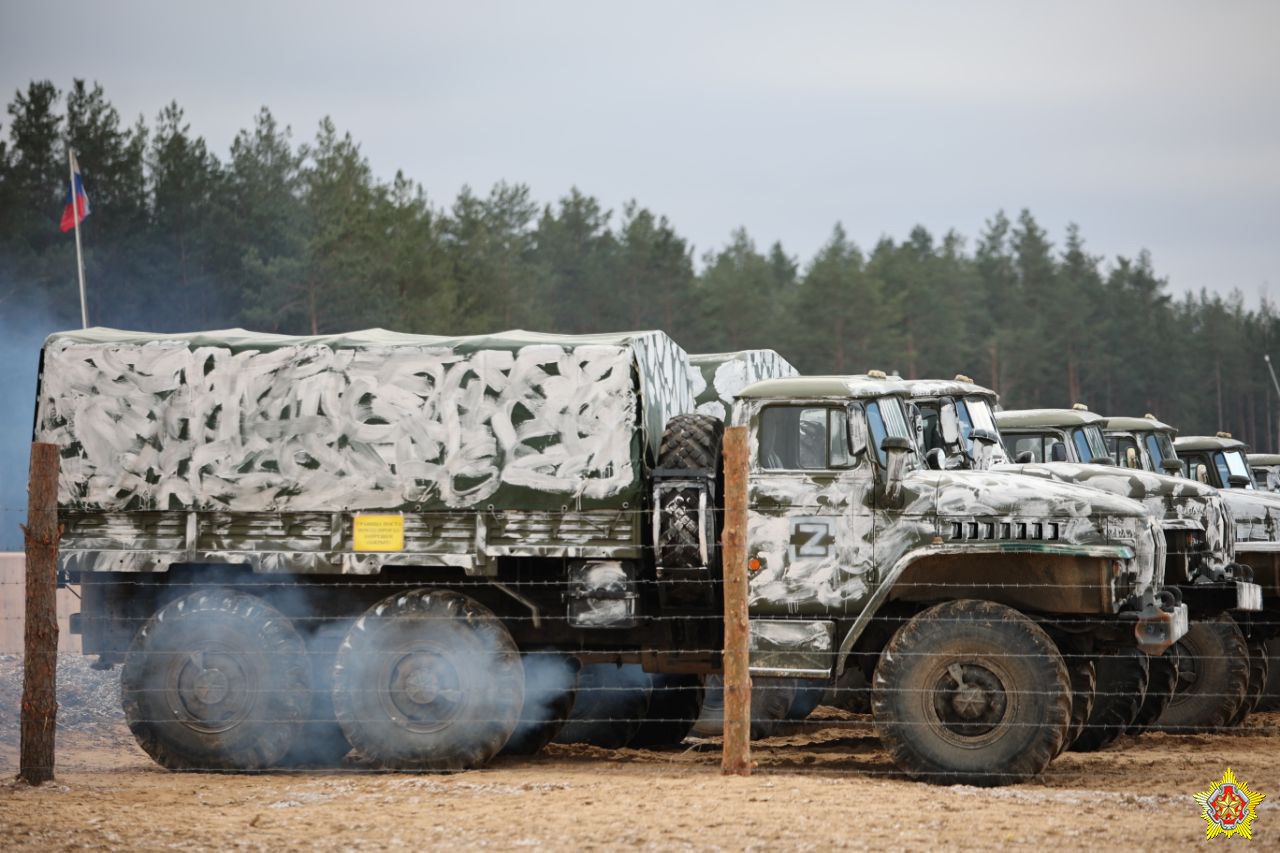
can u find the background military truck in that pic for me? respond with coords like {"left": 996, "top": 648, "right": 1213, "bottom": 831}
{"left": 901, "top": 383, "right": 1228, "bottom": 747}
{"left": 997, "top": 408, "right": 1262, "bottom": 735}
{"left": 38, "top": 330, "right": 1180, "bottom": 785}
{"left": 1164, "top": 431, "right": 1280, "bottom": 713}
{"left": 1247, "top": 453, "right": 1280, "bottom": 492}
{"left": 1103, "top": 419, "right": 1280, "bottom": 713}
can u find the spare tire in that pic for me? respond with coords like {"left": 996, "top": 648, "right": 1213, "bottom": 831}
{"left": 656, "top": 414, "right": 724, "bottom": 569}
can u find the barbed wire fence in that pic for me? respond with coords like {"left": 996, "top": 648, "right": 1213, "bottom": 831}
{"left": 3, "top": 436, "right": 1279, "bottom": 785}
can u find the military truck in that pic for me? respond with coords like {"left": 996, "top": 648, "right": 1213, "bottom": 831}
{"left": 38, "top": 330, "right": 1182, "bottom": 785}
{"left": 1100, "top": 421, "right": 1280, "bottom": 713}
{"left": 901, "top": 383, "right": 1252, "bottom": 745}
{"left": 1247, "top": 453, "right": 1280, "bottom": 492}
{"left": 1159, "top": 431, "right": 1280, "bottom": 713}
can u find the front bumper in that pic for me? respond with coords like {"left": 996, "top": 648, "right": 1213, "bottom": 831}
{"left": 1134, "top": 601, "right": 1190, "bottom": 655}
{"left": 1177, "top": 579, "right": 1264, "bottom": 615}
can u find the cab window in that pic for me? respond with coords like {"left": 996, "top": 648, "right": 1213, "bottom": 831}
{"left": 1144, "top": 434, "right": 1165, "bottom": 468}
{"left": 759, "top": 406, "right": 852, "bottom": 470}
{"left": 1110, "top": 436, "right": 1142, "bottom": 469}
{"left": 1009, "top": 435, "right": 1045, "bottom": 462}
{"left": 1220, "top": 450, "right": 1254, "bottom": 489}
{"left": 865, "top": 397, "right": 917, "bottom": 468}
{"left": 1183, "top": 453, "right": 1213, "bottom": 485}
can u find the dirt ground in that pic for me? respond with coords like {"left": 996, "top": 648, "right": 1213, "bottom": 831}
{"left": 1, "top": 698, "right": 1277, "bottom": 850}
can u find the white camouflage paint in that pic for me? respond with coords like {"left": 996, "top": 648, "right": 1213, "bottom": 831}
{"left": 36, "top": 328, "right": 694, "bottom": 513}
{"left": 688, "top": 350, "right": 798, "bottom": 420}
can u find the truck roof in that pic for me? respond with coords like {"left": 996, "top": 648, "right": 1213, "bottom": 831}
{"left": 994, "top": 408, "right": 1104, "bottom": 429}
{"left": 44, "top": 326, "right": 674, "bottom": 353}
{"left": 1175, "top": 435, "right": 1247, "bottom": 452}
{"left": 1103, "top": 414, "right": 1177, "bottom": 434}
{"left": 738, "top": 374, "right": 910, "bottom": 401}
{"left": 895, "top": 377, "right": 998, "bottom": 402}
{"left": 1247, "top": 453, "right": 1280, "bottom": 466}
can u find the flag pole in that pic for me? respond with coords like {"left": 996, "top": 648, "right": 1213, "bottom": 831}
{"left": 68, "top": 147, "right": 88, "bottom": 328}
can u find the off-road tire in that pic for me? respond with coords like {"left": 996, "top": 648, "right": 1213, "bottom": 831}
{"left": 553, "top": 663, "right": 652, "bottom": 749}
{"left": 786, "top": 680, "right": 828, "bottom": 721}
{"left": 1227, "top": 639, "right": 1270, "bottom": 726}
{"left": 1127, "top": 645, "right": 1179, "bottom": 736}
{"left": 1057, "top": 658, "right": 1096, "bottom": 756}
{"left": 627, "top": 674, "right": 705, "bottom": 748}
{"left": 332, "top": 589, "right": 524, "bottom": 771}
{"left": 1258, "top": 636, "right": 1280, "bottom": 711}
{"left": 1069, "top": 647, "right": 1148, "bottom": 752}
{"left": 281, "top": 619, "right": 353, "bottom": 767}
{"left": 656, "top": 414, "right": 724, "bottom": 569}
{"left": 691, "top": 676, "right": 797, "bottom": 740}
{"left": 1155, "top": 615, "right": 1249, "bottom": 733}
{"left": 121, "top": 588, "right": 310, "bottom": 770}
{"left": 872, "top": 600, "right": 1071, "bottom": 786}
{"left": 500, "top": 653, "right": 578, "bottom": 756}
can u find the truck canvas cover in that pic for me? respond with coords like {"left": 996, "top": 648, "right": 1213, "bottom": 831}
{"left": 689, "top": 350, "right": 798, "bottom": 419}
{"left": 36, "top": 327, "right": 693, "bottom": 515}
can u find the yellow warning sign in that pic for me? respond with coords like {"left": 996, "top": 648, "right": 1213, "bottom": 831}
{"left": 353, "top": 514, "right": 405, "bottom": 552}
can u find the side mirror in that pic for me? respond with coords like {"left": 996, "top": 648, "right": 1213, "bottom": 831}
{"left": 1015, "top": 450, "right": 1035, "bottom": 464}
{"left": 1049, "top": 442, "right": 1068, "bottom": 462}
{"left": 969, "top": 428, "right": 1000, "bottom": 446}
{"left": 847, "top": 410, "right": 868, "bottom": 458}
{"left": 1094, "top": 454, "right": 1116, "bottom": 466}
{"left": 1162, "top": 458, "right": 1183, "bottom": 474}
{"left": 1229, "top": 474, "right": 1252, "bottom": 488}
{"left": 939, "top": 402, "right": 961, "bottom": 446}
{"left": 924, "top": 447, "right": 946, "bottom": 470}
{"left": 880, "top": 435, "right": 911, "bottom": 503}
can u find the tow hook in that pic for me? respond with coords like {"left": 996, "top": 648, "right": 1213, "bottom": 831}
{"left": 1134, "top": 593, "right": 1188, "bottom": 655}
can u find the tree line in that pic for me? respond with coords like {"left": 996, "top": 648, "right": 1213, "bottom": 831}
{"left": 3, "top": 79, "right": 1280, "bottom": 450}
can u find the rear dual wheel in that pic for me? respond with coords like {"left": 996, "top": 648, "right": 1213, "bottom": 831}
{"left": 121, "top": 588, "right": 312, "bottom": 770}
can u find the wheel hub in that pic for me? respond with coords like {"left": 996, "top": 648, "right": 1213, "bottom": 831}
{"left": 171, "top": 650, "right": 254, "bottom": 734}
{"left": 386, "top": 651, "right": 465, "bottom": 731}
{"left": 933, "top": 662, "right": 1008, "bottom": 737}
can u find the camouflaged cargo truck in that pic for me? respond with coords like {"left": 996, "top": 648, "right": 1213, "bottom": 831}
{"left": 1157, "top": 430, "right": 1280, "bottom": 712}
{"left": 989, "top": 406, "right": 1264, "bottom": 733}
{"left": 894, "top": 380, "right": 1214, "bottom": 748}
{"left": 1103, "top": 423, "right": 1280, "bottom": 712}
{"left": 37, "top": 331, "right": 1180, "bottom": 785}
{"left": 723, "top": 374, "right": 1180, "bottom": 783}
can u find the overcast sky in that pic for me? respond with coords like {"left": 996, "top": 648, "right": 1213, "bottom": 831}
{"left": 3, "top": 1, "right": 1278, "bottom": 301}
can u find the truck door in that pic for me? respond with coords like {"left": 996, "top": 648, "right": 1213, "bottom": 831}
{"left": 746, "top": 403, "right": 876, "bottom": 616}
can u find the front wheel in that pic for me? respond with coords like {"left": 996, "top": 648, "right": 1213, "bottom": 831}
{"left": 872, "top": 600, "right": 1070, "bottom": 786}
{"left": 1068, "top": 647, "right": 1148, "bottom": 752}
{"left": 1155, "top": 615, "right": 1248, "bottom": 733}
{"left": 332, "top": 589, "right": 524, "bottom": 770}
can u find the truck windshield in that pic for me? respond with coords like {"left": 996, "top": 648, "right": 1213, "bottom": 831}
{"left": 1217, "top": 450, "right": 1254, "bottom": 489}
{"left": 1071, "top": 426, "right": 1109, "bottom": 463}
{"left": 1142, "top": 431, "right": 1177, "bottom": 470}
{"left": 866, "top": 397, "right": 918, "bottom": 469}
{"left": 958, "top": 397, "right": 1006, "bottom": 461}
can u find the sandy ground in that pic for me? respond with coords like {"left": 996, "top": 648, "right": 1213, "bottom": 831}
{"left": 1, "top": 705, "right": 1277, "bottom": 851}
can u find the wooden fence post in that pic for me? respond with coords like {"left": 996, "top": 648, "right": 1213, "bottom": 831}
{"left": 721, "top": 425, "right": 751, "bottom": 776}
{"left": 19, "top": 442, "right": 60, "bottom": 786}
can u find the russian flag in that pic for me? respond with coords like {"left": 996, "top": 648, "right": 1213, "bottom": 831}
{"left": 60, "top": 151, "right": 90, "bottom": 233}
